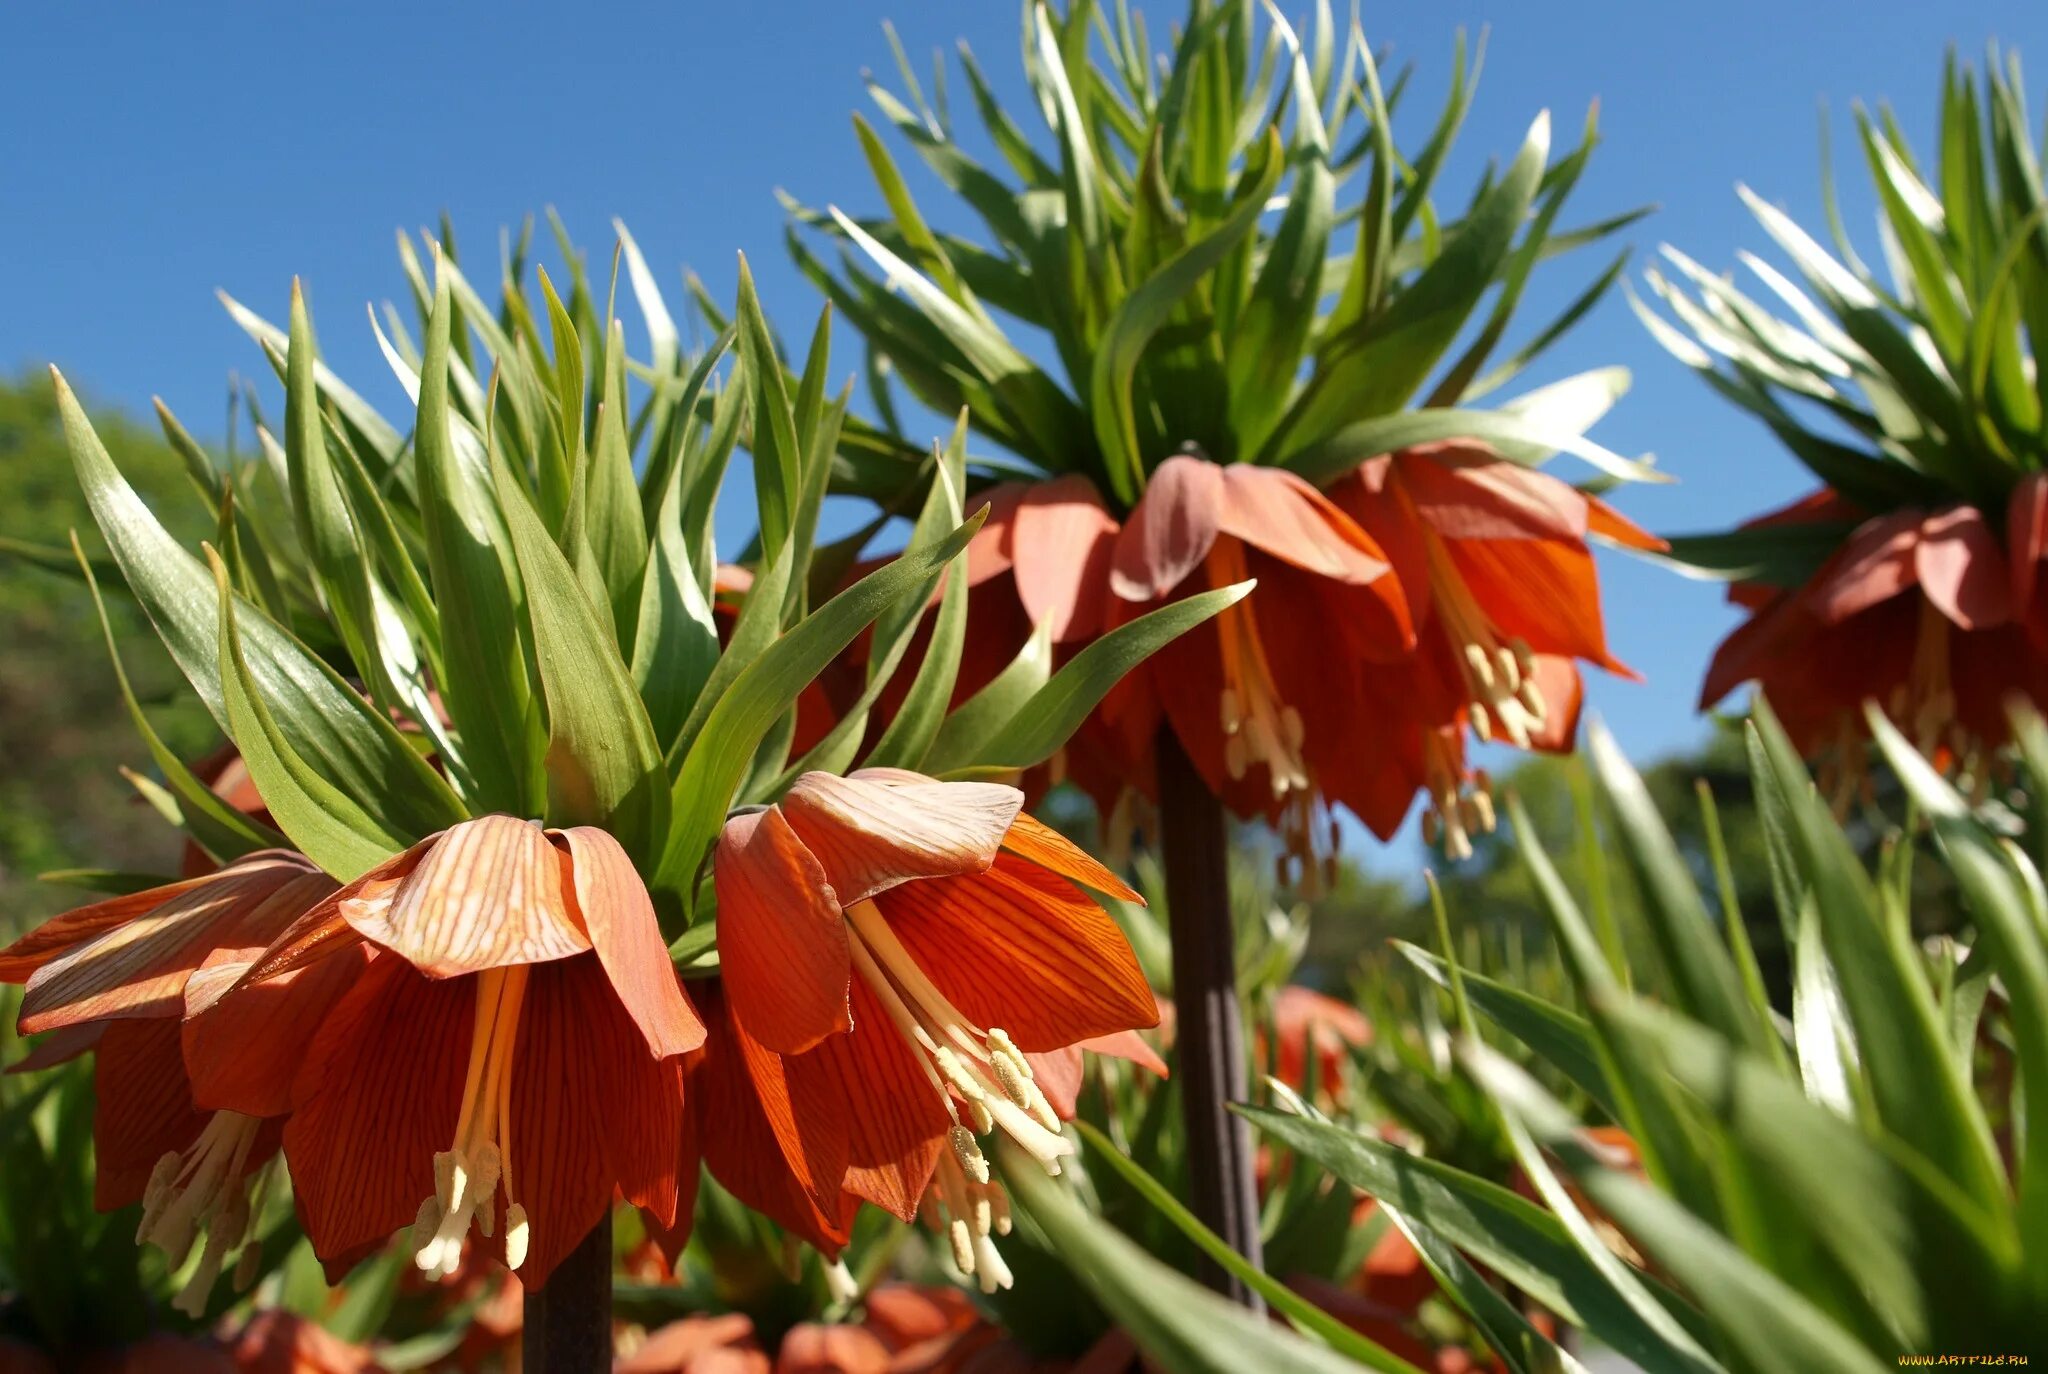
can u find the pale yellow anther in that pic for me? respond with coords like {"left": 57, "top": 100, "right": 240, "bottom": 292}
{"left": 414, "top": 967, "right": 529, "bottom": 1276}
{"left": 950, "top": 1125, "right": 990, "bottom": 1185}
{"left": 504, "top": 1205, "right": 530, "bottom": 1271}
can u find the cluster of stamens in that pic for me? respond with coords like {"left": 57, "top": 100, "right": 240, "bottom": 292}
{"left": 1275, "top": 791, "right": 1342, "bottom": 897}
{"left": 1421, "top": 729, "right": 1496, "bottom": 862}
{"left": 1425, "top": 536, "right": 1547, "bottom": 749}
{"left": 844, "top": 898, "right": 1070, "bottom": 1290}
{"left": 1209, "top": 542, "right": 1310, "bottom": 797}
{"left": 138, "top": 1110, "right": 271, "bottom": 1316}
{"left": 412, "top": 966, "right": 530, "bottom": 1279}
{"left": 924, "top": 1131, "right": 1015, "bottom": 1293}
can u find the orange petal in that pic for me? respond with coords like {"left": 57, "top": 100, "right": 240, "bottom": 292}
{"left": 778, "top": 1324, "right": 890, "bottom": 1374}
{"left": 1802, "top": 511, "right": 1922, "bottom": 626}
{"left": 92, "top": 1018, "right": 210, "bottom": 1210}
{"left": 1023, "top": 1046, "right": 1084, "bottom": 1119}
{"left": 964, "top": 481, "right": 1028, "bottom": 586}
{"left": 1110, "top": 454, "right": 1224, "bottom": 600}
{"left": 1587, "top": 494, "right": 1668, "bottom": 553}
{"left": 507, "top": 959, "right": 636, "bottom": 1286}
{"left": 1393, "top": 443, "right": 1585, "bottom": 543}
{"left": 797, "top": 977, "right": 949, "bottom": 1222}
{"left": 1446, "top": 534, "right": 1624, "bottom": 674}
{"left": 617, "top": 1315, "right": 761, "bottom": 1374}
{"left": 344, "top": 817, "right": 590, "bottom": 978}
{"left": 285, "top": 959, "right": 468, "bottom": 1282}
{"left": 551, "top": 828, "right": 705, "bottom": 1059}
{"left": 877, "top": 854, "right": 1159, "bottom": 1052}
{"left": 693, "top": 984, "right": 856, "bottom": 1253}
{"left": 0, "top": 868, "right": 226, "bottom": 983}
{"left": 8, "top": 1020, "right": 103, "bottom": 1075}
{"left": 1079, "top": 1028, "right": 1170, "bottom": 1079}
{"left": 999, "top": 813, "right": 1141, "bottom": 903}
{"left": 1522, "top": 656, "right": 1587, "bottom": 753}
{"left": 1217, "top": 462, "right": 1392, "bottom": 586}
{"left": 713, "top": 807, "right": 851, "bottom": 1056}
{"left": 1915, "top": 506, "right": 2011, "bottom": 630}
{"left": 181, "top": 941, "right": 373, "bottom": 1119}
{"left": 2010, "top": 474, "right": 2048, "bottom": 618}
{"left": 780, "top": 772, "right": 1022, "bottom": 906}
{"left": 18, "top": 860, "right": 335, "bottom": 1034}
{"left": 1010, "top": 474, "right": 1120, "bottom": 642}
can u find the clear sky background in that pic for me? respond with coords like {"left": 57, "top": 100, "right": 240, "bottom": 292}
{"left": 4, "top": 0, "right": 2045, "bottom": 805}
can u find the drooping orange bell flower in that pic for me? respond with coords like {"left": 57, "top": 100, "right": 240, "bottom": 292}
{"left": 0, "top": 851, "right": 337, "bottom": 1313}
{"left": 1101, "top": 454, "right": 1414, "bottom": 872}
{"left": 1332, "top": 441, "right": 1664, "bottom": 857}
{"left": 1702, "top": 485, "right": 2048, "bottom": 802}
{"left": 184, "top": 816, "right": 704, "bottom": 1288}
{"left": 711, "top": 769, "right": 1159, "bottom": 1292}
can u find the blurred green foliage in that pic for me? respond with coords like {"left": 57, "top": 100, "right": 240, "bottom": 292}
{"left": 0, "top": 375, "right": 215, "bottom": 933}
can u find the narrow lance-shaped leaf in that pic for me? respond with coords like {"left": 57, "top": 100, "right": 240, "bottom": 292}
{"left": 53, "top": 367, "right": 463, "bottom": 843}
{"left": 415, "top": 251, "right": 546, "bottom": 815}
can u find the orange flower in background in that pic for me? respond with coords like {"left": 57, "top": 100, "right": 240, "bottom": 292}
{"left": 616, "top": 1312, "right": 768, "bottom": 1373}
{"left": 712, "top": 770, "right": 1160, "bottom": 1291}
{"left": 0, "top": 852, "right": 337, "bottom": 1313}
{"left": 185, "top": 816, "right": 704, "bottom": 1288}
{"left": 1262, "top": 985, "right": 1372, "bottom": 1103}
{"left": 1334, "top": 441, "right": 1664, "bottom": 857}
{"left": 218, "top": 1310, "right": 380, "bottom": 1374}
{"left": 1702, "top": 486, "right": 2048, "bottom": 802}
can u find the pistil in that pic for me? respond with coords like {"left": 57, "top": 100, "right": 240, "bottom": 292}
{"left": 844, "top": 901, "right": 1072, "bottom": 1172}
{"left": 1207, "top": 541, "right": 1310, "bottom": 797}
{"left": 412, "top": 965, "right": 530, "bottom": 1278}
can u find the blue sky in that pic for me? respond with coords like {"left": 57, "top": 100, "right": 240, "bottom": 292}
{"left": 4, "top": 0, "right": 2044, "bottom": 791}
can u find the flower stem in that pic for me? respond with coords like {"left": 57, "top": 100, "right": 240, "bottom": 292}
{"left": 523, "top": 1209, "right": 611, "bottom": 1371}
{"left": 1155, "top": 726, "right": 1266, "bottom": 1311}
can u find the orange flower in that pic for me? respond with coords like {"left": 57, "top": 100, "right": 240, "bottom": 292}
{"left": 185, "top": 816, "right": 704, "bottom": 1288}
{"left": 616, "top": 1312, "right": 767, "bottom": 1373}
{"left": 1102, "top": 455, "right": 1413, "bottom": 873}
{"left": 711, "top": 770, "right": 1159, "bottom": 1291}
{"left": 0, "top": 852, "right": 337, "bottom": 1313}
{"left": 1261, "top": 985, "right": 1371, "bottom": 1103}
{"left": 218, "top": 1310, "right": 379, "bottom": 1374}
{"left": 1334, "top": 441, "right": 1663, "bottom": 856}
{"left": 1703, "top": 486, "right": 2048, "bottom": 801}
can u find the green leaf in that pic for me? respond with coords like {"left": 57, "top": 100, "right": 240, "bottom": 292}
{"left": 1242, "top": 1106, "right": 1711, "bottom": 1374}
{"left": 1283, "top": 401, "right": 1665, "bottom": 488}
{"left": 1393, "top": 942, "right": 1617, "bottom": 1120}
{"left": 1073, "top": 1122, "right": 1427, "bottom": 1373}
{"left": 73, "top": 534, "right": 286, "bottom": 864}
{"left": 1271, "top": 112, "right": 1554, "bottom": 458}
{"left": 1645, "top": 523, "right": 1856, "bottom": 589}
{"left": 492, "top": 442, "right": 668, "bottom": 866}
{"left": 1869, "top": 704, "right": 2048, "bottom": 1291}
{"left": 1470, "top": 1049, "right": 1888, "bottom": 1374}
{"left": 1587, "top": 721, "right": 1776, "bottom": 1059}
{"left": 1748, "top": 697, "right": 2010, "bottom": 1222}
{"left": 284, "top": 284, "right": 403, "bottom": 715}
{"left": 209, "top": 551, "right": 401, "bottom": 880}
{"left": 1002, "top": 1142, "right": 1373, "bottom": 1374}
{"left": 415, "top": 253, "right": 546, "bottom": 816}
{"left": 585, "top": 318, "right": 651, "bottom": 645}
{"left": 54, "top": 367, "right": 463, "bottom": 845}
{"left": 864, "top": 420, "right": 972, "bottom": 771}
{"left": 1090, "top": 128, "right": 1283, "bottom": 499}
{"left": 655, "top": 510, "right": 987, "bottom": 907}
{"left": 960, "top": 583, "right": 1252, "bottom": 774}
{"left": 924, "top": 618, "right": 1056, "bottom": 775}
